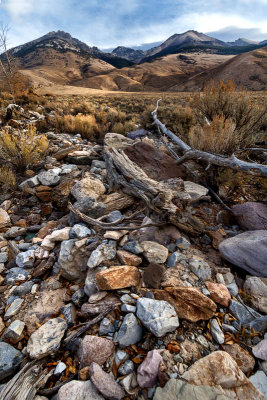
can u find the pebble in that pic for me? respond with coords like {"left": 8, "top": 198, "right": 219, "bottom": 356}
{"left": 89, "top": 362, "right": 125, "bottom": 400}
{"left": 188, "top": 256, "right": 211, "bottom": 280}
{"left": 4, "top": 298, "right": 24, "bottom": 320}
{"left": 16, "top": 249, "right": 35, "bottom": 268}
{"left": 69, "top": 224, "right": 91, "bottom": 239}
{"left": 99, "top": 317, "right": 115, "bottom": 336}
{"left": 118, "top": 360, "right": 135, "bottom": 375}
{"left": 121, "top": 304, "right": 136, "bottom": 313}
{"left": 2, "top": 320, "right": 25, "bottom": 343}
{"left": 210, "top": 319, "right": 225, "bottom": 344}
{"left": 54, "top": 361, "right": 67, "bottom": 376}
{"left": 122, "top": 240, "right": 144, "bottom": 255}
{"left": 78, "top": 335, "right": 114, "bottom": 368}
{"left": 141, "top": 241, "right": 168, "bottom": 264}
{"left": 137, "top": 350, "right": 163, "bottom": 388}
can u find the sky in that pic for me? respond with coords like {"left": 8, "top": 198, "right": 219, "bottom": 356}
{"left": 0, "top": 0, "right": 266, "bottom": 50}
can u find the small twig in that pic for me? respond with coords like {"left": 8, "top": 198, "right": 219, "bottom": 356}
{"left": 64, "top": 303, "right": 120, "bottom": 345}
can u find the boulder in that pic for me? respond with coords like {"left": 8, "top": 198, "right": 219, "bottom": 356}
{"left": 219, "top": 231, "right": 267, "bottom": 277}
{"left": 96, "top": 266, "right": 139, "bottom": 290}
{"left": 232, "top": 202, "right": 267, "bottom": 231}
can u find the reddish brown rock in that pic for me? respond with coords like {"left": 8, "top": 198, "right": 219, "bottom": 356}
{"left": 222, "top": 343, "right": 255, "bottom": 374}
{"left": 37, "top": 221, "right": 57, "bottom": 239}
{"left": 96, "top": 266, "right": 139, "bottom": 290}
{"left": 205, "top": 282, "right": 231, "bottom": 307}
{"left": 155, "top": 287, "right": 217, "bottom": 322}
{"left": 0, "top": 208, "right": 10, "bottom": 229}
{"left": 117, "top": 250, "right": 142, "bottom": 266}
{"left": 35, "top": 185, "right": 52, "bottom": 202}
{"left": 79, "top": 335, "right": 114, "bottom": 368}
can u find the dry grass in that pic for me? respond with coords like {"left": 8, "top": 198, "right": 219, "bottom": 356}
{"left": 0, "top": 166, "right": 16, "bottom": 189}
{"left": 0, "top": 125, "right": 48, "bottom": 171}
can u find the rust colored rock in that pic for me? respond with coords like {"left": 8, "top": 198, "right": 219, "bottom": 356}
{"left": 205, "top": 282, "right": 231, "bottom": 307}
{"left": 155, "top": 287, "right": 217, "bottom": 322}
{"left": 222, "top": 343, "right": 255, "bottom": 374}
{"left": 79, "top": 335, "right": 114, "bottom": 368}
{"left": 96, "top": 266, "right": 139, "bottom": 290}
{"left": 117, "top": 250, "right": 142, "bottom": 266}
{"left": 124, "top": 141, "right": 187, "bottom": 181}
{"left": 37, "top": 221, "right": 57, "bottom": 239}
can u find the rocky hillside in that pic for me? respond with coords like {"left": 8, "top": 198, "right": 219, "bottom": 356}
{"left": 112, "top": 46, "right": 145, "bottom": 62}
{"left": 0, "top": 104, "right": 266, "bottom": 399}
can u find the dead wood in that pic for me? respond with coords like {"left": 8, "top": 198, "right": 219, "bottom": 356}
{"left": 152, "top": 99, "right": 267, "bottom": 177}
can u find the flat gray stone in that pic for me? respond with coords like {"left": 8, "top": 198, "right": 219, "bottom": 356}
{"left": 117, "top": 313, "right": 143, "bottom": 347}
{"left": 38, "top": 169, "right": 61, "bottom": 186}
{"left": 229, "top": 299, "right": 261, "bottom": 325}
{"left": 4, "top": 298, "right": 24, "bottom": 320}
{"left": 249, "top": 371, "right": 267, "bottom": 398}
{"left": 188, "top": 256, "right": 212, "bottom": 280}
{"left": 211, "top": 319, "right": 225, "bottom": 344}
{"left": 4, "top": 268, "right": 29, "bottom": 285}
{"left": 0, "top": 342, "right": 23, "bottom": 381}
{"left": 16, "top": 249, "right": 35, "bottom": 269}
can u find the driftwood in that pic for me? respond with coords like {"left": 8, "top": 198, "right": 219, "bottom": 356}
{"left": 0, "top": 360, "right": 53, "bottom": 400}
{"left": 152, "top": 100, "right": 267, "bottom": 177}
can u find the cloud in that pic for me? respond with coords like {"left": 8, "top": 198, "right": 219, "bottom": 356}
{"left": 0, "top": 0, "right": 266, "bottom": 49}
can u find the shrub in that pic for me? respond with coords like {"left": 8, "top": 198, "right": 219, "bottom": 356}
{"left": 54, "top": 114, "right": 104, "bottom": 141}
{"left": 188, "top": 115, "right": 238, "bottom": 155}
{"left": 191, "top": 80, "right": 266, "bottom": 150}
{"left": 0, "top": 125, "right": 48, "bottom": 171}
{"left": 0, "top": 166, "right": 16, "bottom": 189}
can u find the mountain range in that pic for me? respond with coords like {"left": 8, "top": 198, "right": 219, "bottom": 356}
{"left": 3, "top": 30, "right": 267, "bottom": 92}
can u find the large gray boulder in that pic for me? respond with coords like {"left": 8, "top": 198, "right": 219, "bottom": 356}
{"left": 219, "top": 231, "right": 267, "bottom": 277}
{"left": 232, "top": 202, "right": 267, "bottom": 231}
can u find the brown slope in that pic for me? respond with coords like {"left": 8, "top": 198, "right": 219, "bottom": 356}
{"left": 72, "top": 53, "right": 234, "bottom": 92}
{"left": 18, "top": 47, "right": 115, "bottom": 88}
{"left": 169, "top": 47, "right": 267, "bottom": 91}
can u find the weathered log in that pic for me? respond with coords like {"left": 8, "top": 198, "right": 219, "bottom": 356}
{"left": 152, "top": 100, "right": 267, "bottom": 177}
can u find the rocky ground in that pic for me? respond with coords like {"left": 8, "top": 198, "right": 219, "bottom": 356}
{"left": 0, "top": 108, "right": 267, "bottom": 400}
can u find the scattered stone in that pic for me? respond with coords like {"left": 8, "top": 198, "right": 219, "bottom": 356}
{"left": 226, "top": 281, "right": 239, "bottom": 297}
{"left": 4, "top": 298, "right": 24, "bottom": 320}
{"left": 50, "top": 227, "right": 70, "bottom": 241}
{"left": 38, "top": 169, "right": 61, "bottom": 186}
{"left": 182, "top": 351, "right": 265, "bottom": 400}
{"left": 142, "top": 263, "right": 165, "bottom": 289}
{"left": 188, "top": 256, "right": 212, "bottom": 280}
{"left": 232, "top": 202, "right": 267, "bottom": 231}
{"left": 2, "top": 320, "right": 25, "bottom": 343}
{"left": 96, "top": 266, "right": 139, "bottom": 290}
{"left": 137, "top": 350, "right": 162, "bottom": 388}
{"left": 71, "top": 176, "right": 105, "bottom": 201}
{"left": 79, "top": 335, "right": 114, "bottom": 368}
{"left": 184, "top": 181, "right": 209, "bottom": 200}
{"left": 0, "top": 342, "right": 23, "bottom": 381}
{"left": 222, "top": 343, "right": 255, "bottom": 374}
{"left": 87, "top": 243, "right": 116, "bottom": 269}
{"left": 167, "top": 252, "right": 181, "bottom": 268}
{"left": 4, "top": 226, "right": 27, "bottom": 239}
{"left": 54, "top": 361, "right": 67, "bottom": 376}
{"left": 249, "top": 371, "right": 267, "bottom": 398}
{"left": 210, "top": 319, "right": 225, "bottom": 344}
{"left": 246, "top": 315, "right": 267, "bottom": 333}
{"left": 0, "top": 252, "right": 8, "bottom": 263}
{"left": 176, "top": 237, "right": 191, "bottom": 250}
{"left": 70, "top": 224, "right": 91, "bottom": 239}
{"left": 141, "top": 241, "right": 168, "bottom": 264}
{"left": 252, "top": 340, "right": 267, "bottom": 361}
{"left": 136, "top": 297, "right": 179, "bottom": 337}
{"left": 58, "top": 380, "right": 104, "bottom": 400}
{"left": 16, "top": 249, "right": 35, "bottom": 269}
{"left": 205, "top": 282, "right": 231, "bottom": 307}
{"left": 89, "top": 362, "right": 125, "bottom": 400}
{"left": 122, "top": 240, "right": 144, "bottom": 255}
{"left": 27, "top": 318, "right": 67, "bottom": 359}
{"left": 121, "top": 304, "right": 136, "bottom": 313}
{"left": 219, "top": 231, "right": 267, "bottom": 277}
{"left": 0, "top": 208, "right": 11, "bottom": 228}
{"left": 117, "top": 250, "right": 142, "bottom": 266}
{"left": 154, "top": 379, "right": 232, "bottom": 400}
{"left": 229, "top": 299, "right": 261, "bottom": 325}
{"left": 99, "top": 318, "right": 115, "bottom": 336}
{"left": 180, "top": 338, "right": 202, "bottom": 363}
{"left": 118, "top": 360, "right": 135, "bottom": 376}
{"left": 243, "top": 277, "right": 267, "bottom": 313}
{"left": 155, "top": 287, "right": 217, "bottom": 322}
{"left": 62, "top": 303, "right": 76, "bottom": 327}
{"left": 117, "top": 313, "right": 143, "bottom": 347}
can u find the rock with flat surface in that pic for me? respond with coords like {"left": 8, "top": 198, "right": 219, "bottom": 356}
{"left": 89, "top": 362, "right": 125, "bottom": 400}
{"left": 210, "top": 319, "right": 225, "bottom": 344}
{"left": 38, "top": 168, "right": 61, "bottom": 186}
{"left": 4, "top": 298, "right": 24, "bottom": 320}
{"left": 229, "top": 299, "right": 261, "bottom": 325}
{"left": 188, "top": 256, "right": 212, "bottom": 280}
{"left": 117, "top": 313, "right": 143, "bottom": 347}
{"left": 27, "top": 318, "right": 67, "bottom": 359}
{"left": 0, "top": 208, "right": 10, "bottom": 228}
{"left": 155, "top": 287, "right": 217, "bottom": 322}
{"left": 71, "top": 176, "right": 105, "bottom": 201}
{"left": 58, "top": 380, "right": 104, "bottom": 400}
{"left": 154, "top": 379, "right": 232, "bottom": 400}
{"left": 243, "top": 277, "right": 267, "bottom": 313}
{"left": 219, "top": 231, "right": 267, "bottom": 277}
{"left": 136, "top": 297, "right": 179, "bottom": 337}
{"left": 2, "top": 320, "right": 25, "bottom": 344}
{"left": 252, "top": 339, "right": 267, "bottom": 361}
{"left": 222, "top": 343, "right": 255, "bottom": 374}
{"left": 182, "top": 351, "right": 265, "bottom": 400}
{"left": 87, "top": 243, "right": 116, "bottom": 269}
{"left": 232, "top": 202, "right": 267, "bottom": 231}
{"left": 16, "top": 249, "right": 35, "bottom": 269}
{"left": 0, "top": 342, "right": 23, "bottom": 381}
{"left": 79, "top": 335, "right": 114, "bottom": 367}
{"left": 141, "top": 241, "right": 168, "bottom": 264}
{"left": 137, "top": 350, "right": 162, "bottom": 388}
{"left": 143, "top": 263, "right": 166, "bottom": 289}
{"left": 4, "top": 267, "right": 29, "bottom": 285}
{"left": 249, "top": 371, "right": 267, "bottom": 398}
{"left": 206, "top": 282, "right": 231, "bottom": 307}
{"left": 96, "top": 265, "right": 139, "bottom": 290}
{"left": 116, "top": 250, "right": 142, "bottom": 266}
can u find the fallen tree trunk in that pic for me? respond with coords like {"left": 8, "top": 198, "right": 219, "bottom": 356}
{"left": 152, "top": 100, "right": 267, "bottom": 177}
